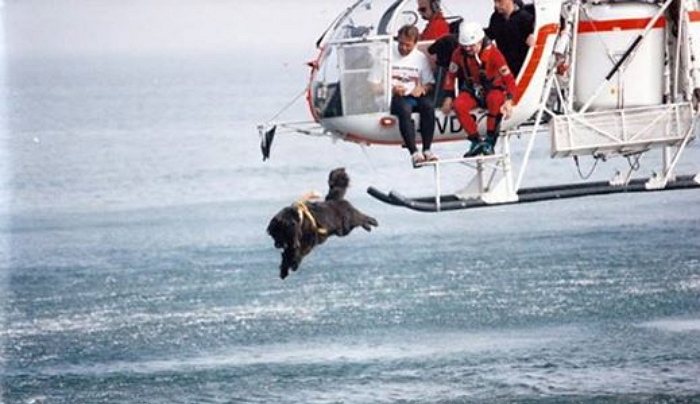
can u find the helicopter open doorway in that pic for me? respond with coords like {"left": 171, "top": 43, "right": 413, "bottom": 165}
{"left": 302, "top": 0, "right": 560, "bottom": 145}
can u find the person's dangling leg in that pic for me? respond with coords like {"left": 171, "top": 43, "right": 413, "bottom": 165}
{"left": 391, "top": 96, "right": 418, "bottom": 155}
{"left": 483, "top": 90, "right": 506, "bottom": 155}
{"left": 416, "top": 95, "right": 437, "bottom": 160}
{"left": 453, "top": 93, "right": 481, "bottom": 157}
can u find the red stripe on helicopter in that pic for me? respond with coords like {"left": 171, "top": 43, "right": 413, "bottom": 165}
{"left": 577, "top": 18, "right": 665, "bottom": 33}
{"left": 689, "top": 11, "right": 700, "bottom": 22}
{"left": 515, "top": 23, "right": 559, "bottom": 104}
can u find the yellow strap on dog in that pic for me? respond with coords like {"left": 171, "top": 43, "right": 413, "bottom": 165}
{"left": 294, "top": 200, "right": 328, "bottom": 236}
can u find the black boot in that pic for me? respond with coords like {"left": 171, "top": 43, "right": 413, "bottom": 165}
{"left": 483, "top": 131, "right": 498, "bottom": 155}
{"left": 463, "top": 136, "right": 482, "bottom": 158}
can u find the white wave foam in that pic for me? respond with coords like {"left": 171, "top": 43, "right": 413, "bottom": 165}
{"left": 28, "top": 326, "right": 578, "bottom": 377}
{"left": 640, "top": 318, "right": 700, "bottom": 332}
{"left": 679, "top": 276, "right": 700, "bottom": 291}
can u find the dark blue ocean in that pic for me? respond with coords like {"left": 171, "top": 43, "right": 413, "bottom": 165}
{"left": 3, "top": 8, "right": 700, "bottom": 403}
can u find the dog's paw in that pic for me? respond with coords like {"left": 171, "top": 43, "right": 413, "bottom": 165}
{"left": 362, "top": 216, "right": 379, "bottom": 231}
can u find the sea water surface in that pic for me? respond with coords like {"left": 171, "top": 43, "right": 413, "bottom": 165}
{"left": 3, "top": 18, "right": 700, "bottom": 404}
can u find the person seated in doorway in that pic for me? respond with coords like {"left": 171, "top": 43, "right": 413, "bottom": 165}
{"left": 417, "top": 0, "right": 450, "bottom": 41}
{"left": 440, "top": 21, "right": 517, "bottom": 157}
{"left": 485, "top": 0, "right": 535, "bottom": 78}
{"left": 370, "top": 25, "right": 438, "bottom": 167}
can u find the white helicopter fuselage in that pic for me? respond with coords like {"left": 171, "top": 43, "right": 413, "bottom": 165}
{"left": 306, "top": 0, "right": 700, "bottom": 147}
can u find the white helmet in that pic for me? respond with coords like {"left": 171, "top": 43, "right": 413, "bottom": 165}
{"left": 459, "top": 21, "right": 485, "bottom": 46}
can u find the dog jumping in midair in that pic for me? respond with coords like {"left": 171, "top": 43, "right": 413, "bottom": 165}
{"left": 267, "top": 168, "right": 378, "bottom": 279}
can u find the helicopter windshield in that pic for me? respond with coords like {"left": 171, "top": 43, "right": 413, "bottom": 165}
{"left": 324, "top": 0, "right": 404, "bottom": 44}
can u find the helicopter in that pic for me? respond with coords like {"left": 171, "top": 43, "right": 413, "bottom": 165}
{"left": 258, "top": 0, "right": 700, "bottom": 211}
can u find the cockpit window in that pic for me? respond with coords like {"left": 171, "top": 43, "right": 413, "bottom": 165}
{"left": 325, "top": 0, "right": 403, "bottom": 43}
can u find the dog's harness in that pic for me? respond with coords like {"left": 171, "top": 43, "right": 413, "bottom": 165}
{"left": 294, "top": 200, "right": 328, "bottom": 236}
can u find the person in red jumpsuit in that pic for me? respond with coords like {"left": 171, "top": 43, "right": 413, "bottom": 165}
{"left": 440, "top": 21, "right": 517, "bottom": 157}
{"left": 417, "top": 0, "right": 450, "bottom": 40}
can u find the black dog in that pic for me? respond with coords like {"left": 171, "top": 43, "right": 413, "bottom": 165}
{"left": 267, "top": 168, "right": 378, "bottom": 279}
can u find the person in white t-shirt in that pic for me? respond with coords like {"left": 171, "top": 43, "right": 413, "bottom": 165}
{"left": 372, "top": 25, "right": 438, "bottom": 167}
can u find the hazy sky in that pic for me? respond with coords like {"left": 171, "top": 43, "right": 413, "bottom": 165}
{"left": 3, "top": 0, "right": 338, "bottom": 58}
